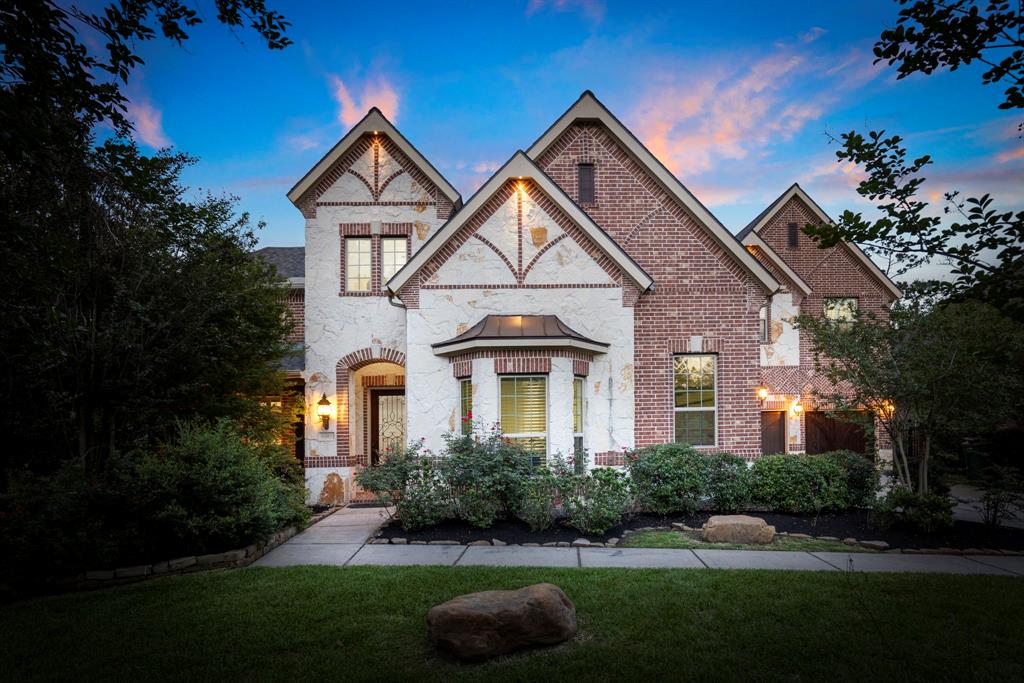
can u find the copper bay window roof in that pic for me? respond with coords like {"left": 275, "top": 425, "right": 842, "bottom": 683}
{"left": 431, "top": 315, "right": 609, "bottom": 356}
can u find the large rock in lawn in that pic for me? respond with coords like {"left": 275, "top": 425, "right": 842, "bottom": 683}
{"left": 427, "top": 583, "right": 577, "bottom": 661}
{"left": 703, "top": 515, "right": 776, "bottom": 544}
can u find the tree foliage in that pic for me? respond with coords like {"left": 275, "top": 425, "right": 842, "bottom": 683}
{"left": 797, "top": 300, "right": 1024, "bottom": 494}
{"left": 874, "top": 0, "right": 1024, "bottom": 111}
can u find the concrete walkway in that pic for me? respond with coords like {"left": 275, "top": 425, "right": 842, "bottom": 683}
{"left": 253, "top": 506, "right": 1024, "bottom": 576}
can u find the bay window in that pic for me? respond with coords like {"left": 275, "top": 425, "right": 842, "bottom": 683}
{"left": 459, "top": 378, "right": 472, "bottom": 436}
{"left": 572, "top": 376, "right": 584, "bottom": 456}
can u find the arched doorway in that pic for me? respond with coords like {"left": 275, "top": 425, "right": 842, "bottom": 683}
{"left": 335, "top": 348, "right": 406, "bottom": 466}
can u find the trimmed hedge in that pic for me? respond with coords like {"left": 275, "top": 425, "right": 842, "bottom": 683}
{"left": 626, "top": 443, "right": 710, "bottom": 515}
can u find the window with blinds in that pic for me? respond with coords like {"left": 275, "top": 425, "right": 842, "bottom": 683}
{"left": 674, "top": 354, "right": 717, "bottom": 446}
{"left": 459, "top": 378, "right": 472, "bottom": 436}
{"left": 573, "top": 376, "right": 584, "bottom": 456}
{"left": 381, "top": 237, "right": 407, "bottom": 285}
{"left": 345, "top": 237, "right": 371, "bottom": 292}
{"left": 500, "top": 376, "right": 547, "bottom": 465}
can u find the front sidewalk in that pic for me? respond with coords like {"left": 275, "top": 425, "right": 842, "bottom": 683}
{"left": 253, "top": 506, "right": 1024, "bottom": 576}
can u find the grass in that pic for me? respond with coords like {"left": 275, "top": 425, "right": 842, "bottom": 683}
{"left": 623, "top": 530, "right": 873, "bottom": 553}
{"left": 1, "top": 567, "right": 1022, "bottom": 681}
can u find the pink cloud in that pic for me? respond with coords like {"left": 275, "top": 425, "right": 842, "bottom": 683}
{"left": 525, "top": 0, "right": 605, "bottom": 23}
{"left": 125, "top": 96, "right": 171, "bottom": 148}
{"left": 995, "top": 146, "right": 1024, "bottom": 163}
{"left": 327, "top": 74, "right": 400, "bottom": 127}
{"left": 472, "top": 160, "right": 501, "bottom": 173}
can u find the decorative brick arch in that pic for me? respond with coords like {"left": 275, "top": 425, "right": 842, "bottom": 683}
{"left": 334, "top": 347, "right": 406, "bottom": 466}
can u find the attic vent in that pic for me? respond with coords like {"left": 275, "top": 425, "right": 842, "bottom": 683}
{"left": 787, "top": 222, "right": 799, "bottom": 248}
{"left": 578, "top": 163, "right": 595, "bottom": 203}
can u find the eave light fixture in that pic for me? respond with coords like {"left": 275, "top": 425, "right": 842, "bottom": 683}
{"left": 316, "top": 393, "right": 332, "bottom": 430}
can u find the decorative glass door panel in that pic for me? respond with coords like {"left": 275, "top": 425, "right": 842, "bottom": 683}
{"left": 371, "top": 390, "right": 405, "bottom": 465}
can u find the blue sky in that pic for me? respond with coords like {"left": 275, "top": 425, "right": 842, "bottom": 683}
{"left": 120, "top": 0, "right": 1022, "bottom": 250}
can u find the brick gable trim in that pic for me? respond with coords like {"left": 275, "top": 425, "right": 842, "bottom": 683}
{"left": 386, "top": 151, "right": 654, "bottom": 295}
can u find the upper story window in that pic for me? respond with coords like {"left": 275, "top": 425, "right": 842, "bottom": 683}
{"left": 758, "top": 305, "right": 768, "bottom": 343}
{"left": 459, "top": 379, "right": 473, "bottom": 436}
{"left": 673, "top": 354, "right": 717, "bottom": 447}
{"left": 500, "top": 375, "right": 547, "bottom": 465}
{"left": 824, "top": 297, "right": 858, "bottom": 328}
{"left": 381, "top": 237, "right": 407, "bottom": 285}
{"left": 787, "top": 222, "right": 799, "bottom": 248}
{"left": 572, "top": 377, "right": 585, "bottom": 456}
{"left": 577, "top": 163, "right": 595, "bottom": 204}
{"left": 345, "top": 237, "right": 371, "bottom": 292}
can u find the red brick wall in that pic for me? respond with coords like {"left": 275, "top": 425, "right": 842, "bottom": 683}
{"left": 536, "top": 122, "right": 766, "bottom": 458}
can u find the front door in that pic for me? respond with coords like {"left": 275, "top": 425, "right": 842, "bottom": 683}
{"left": 370, "top": 389, "right": 405, "bottom": 465}
{"left": 761, "top": 411, "right": 786, "bottom": 455}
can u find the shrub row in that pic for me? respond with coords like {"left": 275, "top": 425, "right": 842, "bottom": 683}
{"left": 357, "top": 435, "right": 880, "bottom": 535}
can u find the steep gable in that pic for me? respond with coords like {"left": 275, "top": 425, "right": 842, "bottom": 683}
{"left": 287, "top": 108, "right": 461, "bottom": 220}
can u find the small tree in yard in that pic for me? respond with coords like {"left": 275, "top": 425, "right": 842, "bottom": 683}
{"left": 798, "top": 299, "right": 1023, "bottom": 495}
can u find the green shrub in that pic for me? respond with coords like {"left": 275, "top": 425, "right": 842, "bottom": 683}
{"left": 134, "top": 420, "right": 306, "bottom": 554}
{"left": 355, "top": 444, "right": 451, "bottom": 531}
{"left": 560, "top": 467, "right": 634, "bottom": 535}
{"left": 819, "top": 450, "right": 878, "bottom": 507}
{"left": 750, "top": 454, "right": 849, "bottom": 514}
{"left": 441, "top": 432, "right": 534, "bottom": 527}
{"left": 626, "top": 443, "right": 710, "bottom": 515}
{"left": 872, "top": 487, "right": 954, "bottom": 533}
{"left": 517, "top": 470, "right": 559, "bottom": 532}
{"left": 706, "top": 452, "right": 752, "bottom": 512}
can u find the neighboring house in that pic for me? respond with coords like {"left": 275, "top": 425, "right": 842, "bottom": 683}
{"left": 257, "top": 92, "right": 901, "bottom": 505}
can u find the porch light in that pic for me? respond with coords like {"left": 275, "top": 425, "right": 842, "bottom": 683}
{"left": 790, "top": 401, "right": 803, "bottom": 415}
{"left": 756, "top": 386, "right": 769, "bottom": 402}
{"left": 316, "top": 393, "right": 332, "bottom": 430}
{"left": 879, "top": 400, "right": 895, "bottom": 417}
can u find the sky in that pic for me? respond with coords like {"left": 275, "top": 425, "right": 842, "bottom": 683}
{"left": 118, "top": 0, "right": 1023, "bottom": 258}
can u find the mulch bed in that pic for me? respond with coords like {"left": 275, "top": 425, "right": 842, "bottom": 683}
{"left": 376, "top": 509, "right": 1024, "bottom": 551}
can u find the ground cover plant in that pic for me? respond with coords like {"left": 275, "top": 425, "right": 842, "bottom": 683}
{"left": 1, "top": 566, "right": 1021, "bottom": 681}
{"left": 621, "top": 530, "right": 873, "bottom": 553}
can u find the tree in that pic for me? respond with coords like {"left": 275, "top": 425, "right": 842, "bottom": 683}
{"left": 804, "top": 130, "right": 1024, "bottom": 316}
{"left": 874, "top": 0, "right": 1023, "bottom": 112}
{"left": 797, "top": 300, "right": 1023, "bottom": 494}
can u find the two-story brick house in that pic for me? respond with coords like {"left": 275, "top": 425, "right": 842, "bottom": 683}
{"left": 258, "top": 92, "right": 900, "bottom": 504}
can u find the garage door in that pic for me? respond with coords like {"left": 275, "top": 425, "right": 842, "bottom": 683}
{"left": 805, "top": 411, "right": 868, "bottom": 454}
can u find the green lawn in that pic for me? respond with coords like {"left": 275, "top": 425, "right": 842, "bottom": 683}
{"left": 1, "top": 566, "right": 1021, "bottom": 681}
{"left": 623, "top": 530, "right": 873, "bottom": 553}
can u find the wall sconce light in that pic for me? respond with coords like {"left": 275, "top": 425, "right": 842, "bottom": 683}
{"left": 879, "top": 400, "right": 895, "bottom": 417}
{"left": 789, "top": 401, "right": 804, "bottom": 415}
{"left": 316, "top": 393, "right": 332, "bottom": 430}
{"left": 756, "top": 386, "right": 769, "bottom": 402}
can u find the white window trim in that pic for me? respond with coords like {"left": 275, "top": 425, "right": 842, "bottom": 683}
{"left": 572, "top": 376, "right": 585, "bottom": 454}
{"left": 498, "top": 374, "right": 549, "bottom": 461}
{"left": 380, "top": 236, "right": 407, "bottom": 287}
{"left": 458, "top": 378, "right": 472, "bottom": 435}
{"left": 345, "top": 237, "right": 372, "bottom": 292}
{"left": 673, "top": 354, "right": 718, "bottom": 448}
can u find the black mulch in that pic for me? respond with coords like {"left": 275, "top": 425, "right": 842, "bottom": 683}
{"left": 376, "top": 509, "right": 1024, "bottom": 550}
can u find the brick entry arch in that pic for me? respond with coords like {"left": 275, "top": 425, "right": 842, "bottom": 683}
{"left": 335, "top": 347, "right": 406, "bottom": 466}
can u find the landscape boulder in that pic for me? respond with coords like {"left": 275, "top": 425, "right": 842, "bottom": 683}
{"left": 427, "top": 583, "right": 577, "bottom": 661}
{"left": 702, "top": 515, "right": 776, "bottom": 544}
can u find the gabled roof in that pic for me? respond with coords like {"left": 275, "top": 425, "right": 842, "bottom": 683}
{"left": 741, "top": 183, "right": 903, "bottom": 299}
{"left": 286, "top": 108, "right": 461, "bottom": 208}
{"left": 386, "top": 151, "right": 655, "bottom": 294}
{"left": 432, "top": 315, "right": 608, "bottom": 356}
{"left": 741, "top": 234, "right": 812, "bottom": 297}
{"left": 526, "top": 91, "right": 780, "bottom": 294}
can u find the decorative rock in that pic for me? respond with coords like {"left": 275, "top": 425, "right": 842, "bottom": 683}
{"left": 938, "top": 547, "right": 962, "bottom": 555}
{"left": 522, "top": 542, "right": 540, "bottom": 547}
{"left": 469, "top": 540, "right": 491, "bottom": 546}
{"left": 606, "top": 538, "right": 619, "bottom": 547}
{"left": 999, "top": 549, "right": 1023, "bottom": 555}
{"left": 902, "top": 548, "right": 921, "bottom": 554}
{"left": 542, "top": 542, "right": 558, "bottom": 547}
{"left": 244, "top": 544, "right": 259, "bottom": 558}
{"left": 842, "top": 537, "right": 858, "bottom": 546}
{"left": 859, "top": 540, "right": 890, "bottom": 551}
{"left": 590, "top": 542, "right": 606, "bottom": 547}
{"left": 429, "top": 540, "right": 460, "bottom": 545}
{"left": 427, "top": 583, "right": 577, "bottom": 662}
{"left": 85, "top": 570, "right": 114, "bottom": 581}
{"left": 702, "top": 515, "right": 775, "bottom": 545}
{"left": 964, "top": 548, "right": 997, "bottom": 555}
{"left": 817, "top": 536, "right": 840, "bottom": 542}
{"left": 556, "top": 541, "right": 571, "bottom": 547}
{"left": 788, "top": 533, "right": 812, "bottom": 540}
{"left": 410, "top": 540, "right": 427, "bottom": 545}
{"left": 391, "top": 538, "right": 408, "bottom": 545}
{"left": 197, "top": 549, "right": 245, "bottom": 566}
{"left": 151, "top": 561, "right": 170, "bottom": 574}
{"left": 491, "top": 539, "right": 507, "bottom": 546}
{"left": 571, "top": 538, "right": 591, "bottom": 547}
{"left": 884, "top": 548, "right": 903, "bottom": 553}
{"left": 671, "top": 522, "right": 687, "bottom": 530}
{"left": 169, "top": 556, "right": 197, "bottom": 571}
{"left": 115, "top": 565, "right": 151, "bottom": 578}
{"left": 682, "top": 525, "right": 699, "bottom": 532}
